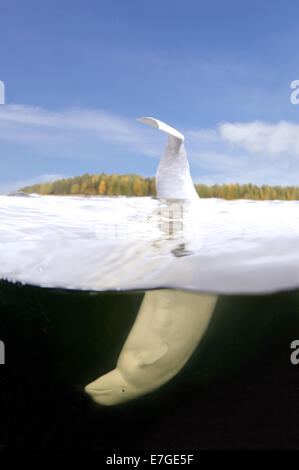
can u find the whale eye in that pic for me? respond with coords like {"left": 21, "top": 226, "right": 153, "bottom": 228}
{"left": 121, "top": 388, "right": 126, "bottom": 393}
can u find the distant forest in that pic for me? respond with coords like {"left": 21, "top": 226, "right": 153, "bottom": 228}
{"left": 20, "top": 172, "right": 299, "bottom": 200}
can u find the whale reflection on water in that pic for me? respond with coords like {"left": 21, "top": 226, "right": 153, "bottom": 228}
{"left": 150, "top": 198, "right": 204, "bottom": 256}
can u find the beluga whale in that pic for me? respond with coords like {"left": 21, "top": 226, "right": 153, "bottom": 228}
{"left": 85, "top": 117, "right": 218, "bottom": 406}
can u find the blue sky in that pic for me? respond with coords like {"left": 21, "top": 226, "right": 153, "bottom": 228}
{"left": 1, "top": 0, "right": 299, "bottom": 192}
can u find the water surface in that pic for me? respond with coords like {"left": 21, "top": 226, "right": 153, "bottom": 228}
{"left": 0, "top": 195, "right": 299, "bottom": 294}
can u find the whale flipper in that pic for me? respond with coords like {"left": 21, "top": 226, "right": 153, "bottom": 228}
{"left": 136, "top": 342, "right": 169, "bottom": 366}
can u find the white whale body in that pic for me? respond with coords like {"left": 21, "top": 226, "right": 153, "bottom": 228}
{"left": 85, "top": 117, "right": 218, "bottom": 405}
{"left": 85, "top": 289, "right": 217, "bottom": 405}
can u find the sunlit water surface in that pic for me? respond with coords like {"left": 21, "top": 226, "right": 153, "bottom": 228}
{"left": 1, "top": 194, "right": 299, "bottom": 294}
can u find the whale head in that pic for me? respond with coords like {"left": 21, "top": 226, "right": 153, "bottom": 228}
{"left": 85, "top": 368, "right": 142, "bottom": 406}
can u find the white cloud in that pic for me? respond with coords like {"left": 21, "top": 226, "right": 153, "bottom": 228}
{"left": 2, "top": 105, "right": 299, "bottom": 160}
{"left": 0, "top": 104, "right": 163, "bottom": 158}
{"left": 0, "top": 174, "right": 66, "bottom": 195}
{"left": 0, "top": 105, "right": 135, "bottom": 142}
{"left": 186, "top": 120, "right": 299, "bottom": 185}
{"left": 1, "top": 104, "right": 299, "bottom": 185}
{"left": 219, "top": 120, "right": 299, "bottom": 157}
{"left": 187, "top": 128, "right": 219, "bottom": 142}
{"left": 189, "top": 151, "right": 247, "bottom": 172}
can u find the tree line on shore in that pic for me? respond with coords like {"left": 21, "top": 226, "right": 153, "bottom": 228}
{"left": 20, "top": 172, "right": 299, "bottom": 200}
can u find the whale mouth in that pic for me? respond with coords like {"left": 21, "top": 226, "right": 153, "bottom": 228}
{"left": 85, "top": 388, "right": 113, "bottom": 395}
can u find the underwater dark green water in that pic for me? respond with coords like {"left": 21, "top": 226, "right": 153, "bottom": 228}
{"left": 1, "top": 280, "right": 299, "bottom": 450}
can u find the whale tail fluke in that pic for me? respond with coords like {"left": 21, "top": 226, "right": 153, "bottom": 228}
{"left": 137, "top": 117, "right": 184, "bottom": 142}
{"left": 137, "top": 117, "right": 198, "bottom": 200}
